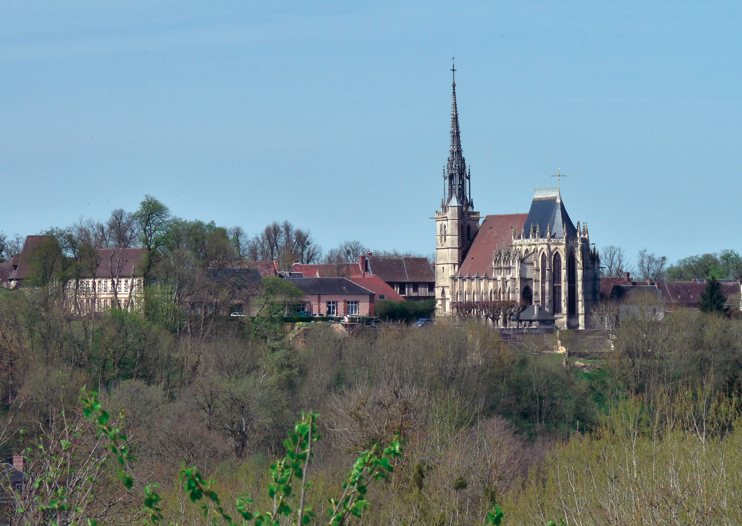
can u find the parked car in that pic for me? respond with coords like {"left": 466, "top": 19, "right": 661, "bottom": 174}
{"left": 297, "top": 311, "right": 312, "bottom": 317}
{"left": 413, "top": 318, "right": 433, "bottom": 327}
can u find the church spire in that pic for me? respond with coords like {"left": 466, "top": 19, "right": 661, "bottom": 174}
{"left": 445, "top": 58, "right": 471, "bottom": 209}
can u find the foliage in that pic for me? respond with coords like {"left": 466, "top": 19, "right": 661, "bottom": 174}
{"left": 699, "top": 277, "right": 727, "bottom": 314}
{"left": 375, "top": 298, "right": 436, "bottom": 323}
{"left": 667, "top": 249, "right": 742, "bottom": 281}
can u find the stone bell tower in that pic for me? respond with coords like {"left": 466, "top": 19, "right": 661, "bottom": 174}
{"left": 435, "top": 61, "right": 480, "bottom": 316}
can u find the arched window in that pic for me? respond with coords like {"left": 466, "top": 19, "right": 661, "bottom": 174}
{"left": 553, "top": 253, "right": 562, "bottom": 314}
{"left": 540, "top": 253, "right": 547, "bottom": 308}
{"left": 467, "top": 224, "right": 471, "bottom": 241}
{"left": 568, "top": 251, "right": 577, "bottom": 316}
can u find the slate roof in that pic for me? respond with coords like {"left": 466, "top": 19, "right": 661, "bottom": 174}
{"left": 348, "top": 275, "right": 404, "bottom": 302}
{"left": 284, "top": 278, "right": 374, "bottom": 296}
{"left": 522, "top": 191, "right": 578, "bottom": 239}
{"left": 367, "top": 256, "right": 434, "bottom": 283}
{"left": 457, "top": 213, "right": 528, "bottom": 277}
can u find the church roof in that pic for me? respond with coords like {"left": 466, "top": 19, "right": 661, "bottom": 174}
{"left": 522, "top": 189, "right": 577, "bottom": 239}
{"left": 457, "top": 213, "right": 528, "bottom": 277}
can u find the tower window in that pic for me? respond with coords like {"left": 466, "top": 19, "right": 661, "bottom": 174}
{"left": 553, "top": 253, "right": 562, "bottom": 314}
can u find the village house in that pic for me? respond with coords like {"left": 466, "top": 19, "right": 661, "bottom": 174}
{"left": 284, "top": 277, "right": 376, "bottom": 317}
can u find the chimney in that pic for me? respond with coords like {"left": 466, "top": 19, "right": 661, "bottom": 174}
{"left": 13, "top": 454, "right": 23, "bottom": 473}
{"left": 359, "top": 254, "right": 366, "bottom": 276}
{"left": 624, "top": 272, "right": 630, "bottom": 281}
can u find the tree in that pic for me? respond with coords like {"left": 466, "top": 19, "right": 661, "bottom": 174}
{"left": 600, "top": 246, "right": 631, "bottom": 277}
{"left": 2, "top": 233, "right": 24, "bottom": 261}
{"left": 134, "top": 195, "right": 171, "bottom": 282}
{"left": 636, "top": 248, "right": 667, "bottom": 281}
{"left": 107, "top": 208, "right": 140, "bottom": 249}
{"left": 324, "top": 240, "right": 368, "bottom": 264}
{"left": 699, "top": 277, "right": 727, "bottom": 314}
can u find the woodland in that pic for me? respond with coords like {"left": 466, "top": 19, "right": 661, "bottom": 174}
{"left": 1, "top": 198, "right": 742, "bottom": 525}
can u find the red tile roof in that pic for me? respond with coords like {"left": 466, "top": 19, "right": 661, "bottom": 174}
{"left": 659, "top": 281, "right": 741, "bottom": 308}
{"left": 457, "top": 214, "right": 527, "bottom": 277}
{"left": 348, "top": 275, "right": 404, "bottom": 302}
{"left": 600, "top": 276, "right": 633, "bottom": 300}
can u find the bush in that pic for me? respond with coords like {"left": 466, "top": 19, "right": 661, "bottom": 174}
{"left": 375, "top": 298, "right": 435, "bottom": 323}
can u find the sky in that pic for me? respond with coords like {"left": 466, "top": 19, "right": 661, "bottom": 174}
{"left": 2, "top": 1, "right": 741, "bottom": 267}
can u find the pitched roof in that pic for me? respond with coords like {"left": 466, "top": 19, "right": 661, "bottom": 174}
{"left": 521, "top": 191, "right": 577, "bottom": 239}
{"left": 366, "top": 256, "right": 434, "bottom": 283}
{"left": 94, "top": 248, "right": 147, "bottom": 278}
{"left": 457, "top": 213, "right": 528, "bottom": 277}
{"left": 600, "top": 276, "right": 633, "bottom": 300}
{"left": 284, "top": 278, "right": 374, "bottom": 296}
{"left": 224, "top": 260, "right": 278, "bottom": 277}
{"left": 291, "top": 263, "right": 363, "bottom": 278}
{"left": 8, "top": 235, "right": 56, "bottom": 281}
{"left": 659, "top": 281, "right": 741, "bottom": 307}
{"left": 348, "top": 275, "right": 404, "bottom": 302}
{"left": 0, "top": 262, "right": 11, "bottom": 287}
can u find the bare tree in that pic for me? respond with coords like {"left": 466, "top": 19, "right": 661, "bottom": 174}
{"left": 228, "top": 226, "right": 249, "bottom": 259}
{"left": 3, "top": 234, "right": 25, "bottom": 261}
{"left": 636, "top": 248, "right": 667, "bottom": 282}
{"left": 324, "top": 240, "right": 368, "bottom": 264}
{"left": 601, "top": 245, "right": 632, "bottom": 277}
{"left": 263, "top": 222, "right": 283, "bottom": 261}
{"left": 107, "top": 209, "right": 140, "bottom": 249}
{"left": 70, "top": 217, "right": 109, "bottom": 249}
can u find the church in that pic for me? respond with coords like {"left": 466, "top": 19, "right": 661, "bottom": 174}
{"left": 434, "top": 66, "right": 601, "bottom": 330}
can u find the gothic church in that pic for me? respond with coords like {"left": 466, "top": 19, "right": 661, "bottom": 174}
{"left": 434, "top": 67, "right": 600, "bottom": 329}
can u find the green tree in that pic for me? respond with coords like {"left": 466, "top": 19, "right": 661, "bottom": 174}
{"left": 699, "top": 277, "right": 727, "bottom": 314}
{"left": 134, "top": 195, "right": 171, "bottom": 283}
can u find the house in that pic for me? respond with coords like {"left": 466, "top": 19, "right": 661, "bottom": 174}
{"left": 601, "top": 272, "right": 742, "bottom": 312}
{"left": 347, "top": 274, "right": 403, "bottom": 302}
{"left": 284, "top": 278, "right": 375, "bottom": 317}
{"left": 291, "top": 253, "right": 434, "bottom": 302}
{"left": 4, "top": 235, "right": 53, "bottom": 289}
{"left": 71, "top": 248, "right": 147, "bottom": 313}
{"left": 189, "top": 266, "right": 263, "bottom": 316}
{"left": 363, "top": 254, "right": 435, "bottom": 302}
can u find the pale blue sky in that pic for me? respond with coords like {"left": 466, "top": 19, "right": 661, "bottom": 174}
{"left": 2, "top": 1, "right": 740, "bottom": 266}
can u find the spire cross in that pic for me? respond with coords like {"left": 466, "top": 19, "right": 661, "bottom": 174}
{"left": 451, "top": 57, "right": 456, "bottom": 85}
{"left": 551, "top": 168, "right": 567, "bottom": 192}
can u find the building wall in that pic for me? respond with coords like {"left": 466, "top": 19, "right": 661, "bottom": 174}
{"left": 303, "top": 294, "right": 374, "bottom": 317}
{"left": 67, "top": 277, "right": 145, "bottom": 314}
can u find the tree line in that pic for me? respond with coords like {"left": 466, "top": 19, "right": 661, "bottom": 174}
{"left": 601, "top": 245, "right": 742, "bottom": 281}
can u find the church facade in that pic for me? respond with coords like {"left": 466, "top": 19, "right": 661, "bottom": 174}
{"left": 434, "top": 68, "right": 600, "bottom": 329}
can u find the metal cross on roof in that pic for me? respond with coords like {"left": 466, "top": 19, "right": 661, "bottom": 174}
{"left": 551, "top": 168, "right": 567, "bottom": 192}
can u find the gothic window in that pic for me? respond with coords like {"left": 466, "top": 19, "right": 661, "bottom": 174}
{"left": 553, "top": 253, "right": 562, "bottom": 314}
{"left": 443, "top": 225, "right": 447, "bottom": 243}
{"left": 521, "top": 286, "right": 533, "bottom": 306}
{"left": 540, "top": 253, "right": 547, "bottom": 308}
{"left": 568, "top": 251, "right": 577, "bottom": 316}
{"left": 467, "top": 224, "right": 471, "bottom": 241}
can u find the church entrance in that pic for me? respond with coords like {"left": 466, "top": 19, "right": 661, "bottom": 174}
{"left": 521, "top": 286, "right": 533, "bottom": 306}
{"left": 568, "top": 252, "right": 576, "bottom": 316}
